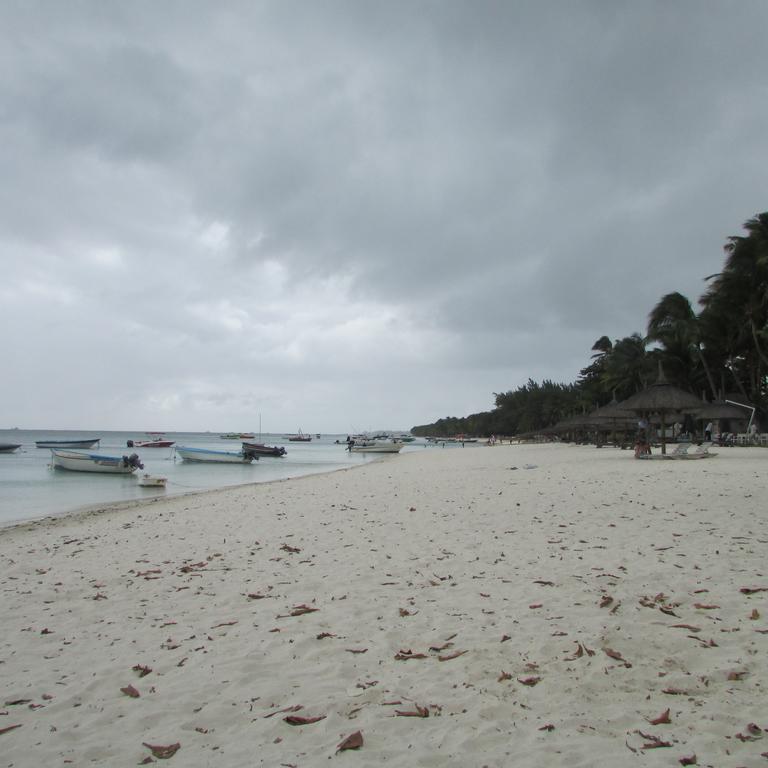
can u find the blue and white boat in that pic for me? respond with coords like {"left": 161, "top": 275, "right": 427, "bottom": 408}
{"left": 51, "top": 449, "right": 143, "bottom": 474}
{"left": 176, "top": 445, "right": 257, "bottom": 464}
{"left": 37, "top": 438, "right": 101, "bottom": 449}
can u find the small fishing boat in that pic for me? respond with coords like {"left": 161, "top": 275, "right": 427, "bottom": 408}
{"left": 51, "top": 449, "right": 143, "bottom": 474}
{"left": 138, "top": 474, "right": 168, "bottom": 487}
{"left": 176, "top": 446, "right": 257, "bottom": 463}
{"left": 241, "top": 441, "right": 287, "bottom": 457}
{"left": 36, "top": 438, "right": 101, "bottom": 449}
{"left": 0, "top": 443, "right": 21, "bottom": 453}
{"left": 220, "top": 432, "right": 256, "bottom": 440}
{"left": 127, "top": 437, "right": 176, "bottom": 448}
{"left": 348, "top": 440, "right": 405, "bottom": 454}
{"left": 286, "top": 429, "right": 312, "bottom": 442}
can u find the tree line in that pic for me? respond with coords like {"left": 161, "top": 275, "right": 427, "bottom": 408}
{"left": 411, "top": 212, "right": 768, "bottom": 437}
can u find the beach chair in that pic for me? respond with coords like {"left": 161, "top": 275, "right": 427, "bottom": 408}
{"left": 670, "top": 443, "right": 690, "bottom": 457}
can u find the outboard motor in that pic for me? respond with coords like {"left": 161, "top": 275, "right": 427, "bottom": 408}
{"left": 122, "top": 453, "right": 144, "bottom": 470}
{"left": 127, "top": 439, "right": 135, "bottom": 447}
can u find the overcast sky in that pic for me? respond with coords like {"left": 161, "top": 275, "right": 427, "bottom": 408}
{"left": 1, "top": 1, "right": 766, "bottom": 433}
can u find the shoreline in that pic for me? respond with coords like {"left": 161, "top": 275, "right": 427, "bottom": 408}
{"left": 1, "top": 443, "right": 767, "bottom": 766}
{"left": 0, "top": 430, "right": 390, "bottom": 528}
{"left": 0, "top": 461, "right": 364, "bottom": 534}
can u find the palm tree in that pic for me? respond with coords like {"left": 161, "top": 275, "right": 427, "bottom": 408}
{"left": 699, "top": 212, "right": 768, "bottom": 405}
{"left": 724, "top": 213, "right": 768, "bottom": 368}
{"left": 646, "top": 291, "right": 718, "bottom": 400}
{"left": 576, "top": 336, "right": 614, "bottom": 406}
{"left": 601, "top": 334, "right": 650, "bottom": 399}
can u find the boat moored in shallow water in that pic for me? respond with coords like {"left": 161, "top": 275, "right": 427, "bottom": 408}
{"left": 36, "top": 438, "right": 101, "bottom": 449}
{"left": 51, "top": 449, "right": 143, "bottom": 474}
{"left": 347, "top": 440, "right": 405, "bottom": 454}
{"left": 176, "top": 446, "right": 257, "bottom": 463}
{"left": 285, "top": 429, "right": 312, "bottom": 442}
{"left": 0, "top": 443, "right": 21, "bottom": 453}
{"left": 127, "top": 437, "right": 175, "bottom": 448}
{"left": 138, "top": 474, "right": 168, "bottom": 487}
{"left": 241, "top": 441, "right": 287, "bottom": 457}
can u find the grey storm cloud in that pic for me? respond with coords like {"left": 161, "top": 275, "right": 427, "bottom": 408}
{"left": 1, "top": 0, "right": 767, "bottom": 431}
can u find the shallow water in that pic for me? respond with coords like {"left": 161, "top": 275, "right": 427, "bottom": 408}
{"left": 0, "top": 429, "right": 428, "bottom": 526}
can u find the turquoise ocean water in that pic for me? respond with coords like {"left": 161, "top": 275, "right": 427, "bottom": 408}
{"left": 0, "top": 429, "right": 428, "bottom": 527}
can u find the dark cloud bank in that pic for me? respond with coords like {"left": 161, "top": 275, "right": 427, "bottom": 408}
{"left": 1, "top": 1, "right": 766, "bottom": 431}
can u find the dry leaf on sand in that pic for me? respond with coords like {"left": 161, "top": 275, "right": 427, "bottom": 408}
{"left": 336, "top": 731, "right": 364, "bottom": 752}
{"left": 284, "top": 714, "right": 326, "bottom": 726}
{"left": 604, "top": 648, "right": 632, "bottom": 666}
{"left": 647, "top": 708, "right": 671, "bottom": 725}
{"left": 395, "top": 649, "right": 427, "bottom": 660}
{"left": 395, "top": 705, "right": 429, "bottom": 718}
{"left": 438, "top": 650, "right": 467, "bottom": 662}
{"left": 142, "top": 742, "right": 181, "bottom": 759}
{"left": 132, "top": 664, "right": 152, "bottom": 677}
{"left": 263, "top": 705, "right": 302, "bottom": 719}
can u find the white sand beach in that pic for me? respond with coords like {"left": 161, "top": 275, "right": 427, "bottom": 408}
{"left": 1, "top": 443, "right": 767, "bottom": 767}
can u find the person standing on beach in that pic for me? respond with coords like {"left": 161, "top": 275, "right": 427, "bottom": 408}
{"left": 705, "top": 421, "right": 713, "bottom": 442}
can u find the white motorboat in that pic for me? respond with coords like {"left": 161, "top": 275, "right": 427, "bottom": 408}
{"left": 138, "top": 474, "right": 168, "bottom": 487}
{"left": 176, "top": 446, "right": 257, "bottom": 463}
{"left": 348, "top": 440, "right": 405, "bottom": 454}
{"left": 51, "top": 449, "right": 143, "bottom": 474}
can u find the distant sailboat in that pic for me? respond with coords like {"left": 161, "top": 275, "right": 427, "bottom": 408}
{"left": 285, "top": 429, "right": 311, "bottom": 442}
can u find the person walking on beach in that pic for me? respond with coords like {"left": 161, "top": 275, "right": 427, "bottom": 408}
{"left": 705, "top": 421, "right": 713, "bottom": 442}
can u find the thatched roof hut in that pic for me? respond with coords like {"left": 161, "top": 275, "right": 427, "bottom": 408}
{"left": 618, "top": 365, "right": 703, "bottom": 454}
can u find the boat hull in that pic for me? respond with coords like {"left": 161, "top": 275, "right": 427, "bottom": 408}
{"left": 0, "top": 443, "right": 21, "bottom": 453}
{"left": 51, "top": 449, "right": 141, "bottom": 474}
{"left": 176, "top": 446, "right": 255, "bottom": 463}
{"left": 138, "top": 474, "right": 168, "bottom": 487}
{"left": 130, "top": 440, "right": 175, "bottom": 448}
{"left": 37, "top": 439, "right": 101, "bottom": 449}
{"left": 242, "top": 442, "right": 286, "bottom": 457}
{"left": 349, "top": 441, "right": 405, "bottom": 453}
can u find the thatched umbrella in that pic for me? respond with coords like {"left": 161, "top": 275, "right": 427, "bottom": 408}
{"left": 689, "top": 400, "right": 751, "bottom": 422}
{"left": 618, "top": 365, "right": 704, "bottom": 454}
{"left": 686, "top": 399, "right": 754, "bottom": 440}
{"left": 588, "top": 398, "right": 633, "bottom": 420}
{"left": 587, "top": 398, "right": 636, "bottom": 445}
{"left": 550, "top": 414, "right": 597, "bottom": 441}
